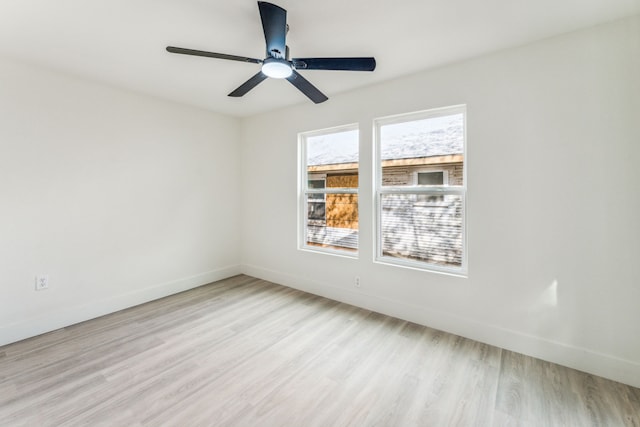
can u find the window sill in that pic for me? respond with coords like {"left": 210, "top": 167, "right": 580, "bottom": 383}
{"left": 374, "top": 255, "right": 467, "bottom": 278}
{"left": 299, "top": 245, "right": 359, "bottom": 259}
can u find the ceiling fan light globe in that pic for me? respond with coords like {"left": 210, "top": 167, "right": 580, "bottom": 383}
{"left": 261, "top": 58, "right": 292, "bottom": 79}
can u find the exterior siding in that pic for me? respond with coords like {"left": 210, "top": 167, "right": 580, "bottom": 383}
{"left": 309, "top": 161, "right": 463, "bottom": 233}
{"left": 382, "top": 162, "right": 463, "bottom": 186}
{"left": 381, "top": 194, "right": 463, "bottom": 267}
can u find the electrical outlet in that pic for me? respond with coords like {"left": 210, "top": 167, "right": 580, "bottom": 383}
{"left": 354, "top": 276, "right": 361, "bottom": 288}
{"left": 35, "top": 275, "right": 49, "bottom": 291}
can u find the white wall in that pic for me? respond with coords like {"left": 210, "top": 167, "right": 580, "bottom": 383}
{"left": 240, "top": 15, "right": 640, "bottom": 387}
{"left": 0, "top": 58, "right": 242, "bottom": 345}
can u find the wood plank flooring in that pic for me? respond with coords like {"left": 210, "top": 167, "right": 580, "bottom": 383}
{"left": 1, "top": 274, "right": 638, "bottom": 426}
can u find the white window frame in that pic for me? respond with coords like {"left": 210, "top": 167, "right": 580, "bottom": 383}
{"left": 373, "top": 105, "right": 467, "bottom": 276}
{"left": 298, "top": 124, "right": 359, "bottom": 257}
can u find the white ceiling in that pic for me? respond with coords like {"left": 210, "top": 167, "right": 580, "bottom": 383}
{"left": 1, "top": 0, "right": 638, "bottom": 117}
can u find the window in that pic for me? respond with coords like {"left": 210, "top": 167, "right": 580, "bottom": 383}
{"left": 299, "top": 125, "right": 359, "bottom": 254}
{"left": 374, "top": 106, "right": 466, "bottom": 275}
{"left": 414, "top": 170, "right": 447, "bottom": 186}
{"left": 307, "top": 174, "right": 326, "bottom": 226}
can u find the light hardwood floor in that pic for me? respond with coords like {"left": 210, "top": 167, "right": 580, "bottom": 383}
{"left": 1, "top": 275, "right": 638, "bottom": 426}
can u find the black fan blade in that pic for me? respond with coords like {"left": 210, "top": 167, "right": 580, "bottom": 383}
{"left": 166, "top": 46, "right": 262, "bottom": 64}
{"left": 293, "top": 57, "right": 376, "bottom": 71}
{"left": 286, "top": 70, "right": 328, "bottom": 104}
{"left": 228, "top": 72, "right": 268, "bottom": 97}
{"left": 258, "top": 2, "right": 287, "bottom": 58}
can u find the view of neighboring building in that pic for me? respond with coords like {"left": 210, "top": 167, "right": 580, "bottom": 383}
{"left": 305, "top": 112, "right": 464, "bottom": 269}
{"left": 305, "top": 128, "right": 360, "bottom": 251}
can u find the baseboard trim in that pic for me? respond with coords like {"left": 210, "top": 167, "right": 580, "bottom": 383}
{"left": 0, "top": 264, "right": 242, "bottom": 347}
{"left": 241, "top": 264, "right": 640, "bottom": 389}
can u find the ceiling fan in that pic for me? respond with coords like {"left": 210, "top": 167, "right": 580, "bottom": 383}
{"left": 166, "top": 1, "right": 376, "bottom": 104}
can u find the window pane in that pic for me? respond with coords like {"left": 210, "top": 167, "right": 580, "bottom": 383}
{"left": 302, "top": 126, "right": 359, "bottom": 254}
{"left": 307, "top": 200, "right": 326, "bottom": 224}
{"left": 418, "top": 172, "right": 444, "bottom": 185}
{"left": 306, "top": 194, "right": 358, "bottom": 252}
{"left": 308, "top": 178, "right": 325, "bottom": 200}
{"left": 380, "top": 193, "right": 462, "bottom": 267}
{"left": 308, "top": 179, "right": 325, "bottom": 189}
{"left": 380, "top": 113, "right": 464, "bottom": 187}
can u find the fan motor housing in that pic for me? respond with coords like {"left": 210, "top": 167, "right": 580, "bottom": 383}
{"left": 261, "top": 57, "right": 293, "bottom": 78}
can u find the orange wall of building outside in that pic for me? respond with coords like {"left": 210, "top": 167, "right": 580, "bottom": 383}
{"left": 326, "top": 174, "right": 358, "bottom": 229}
